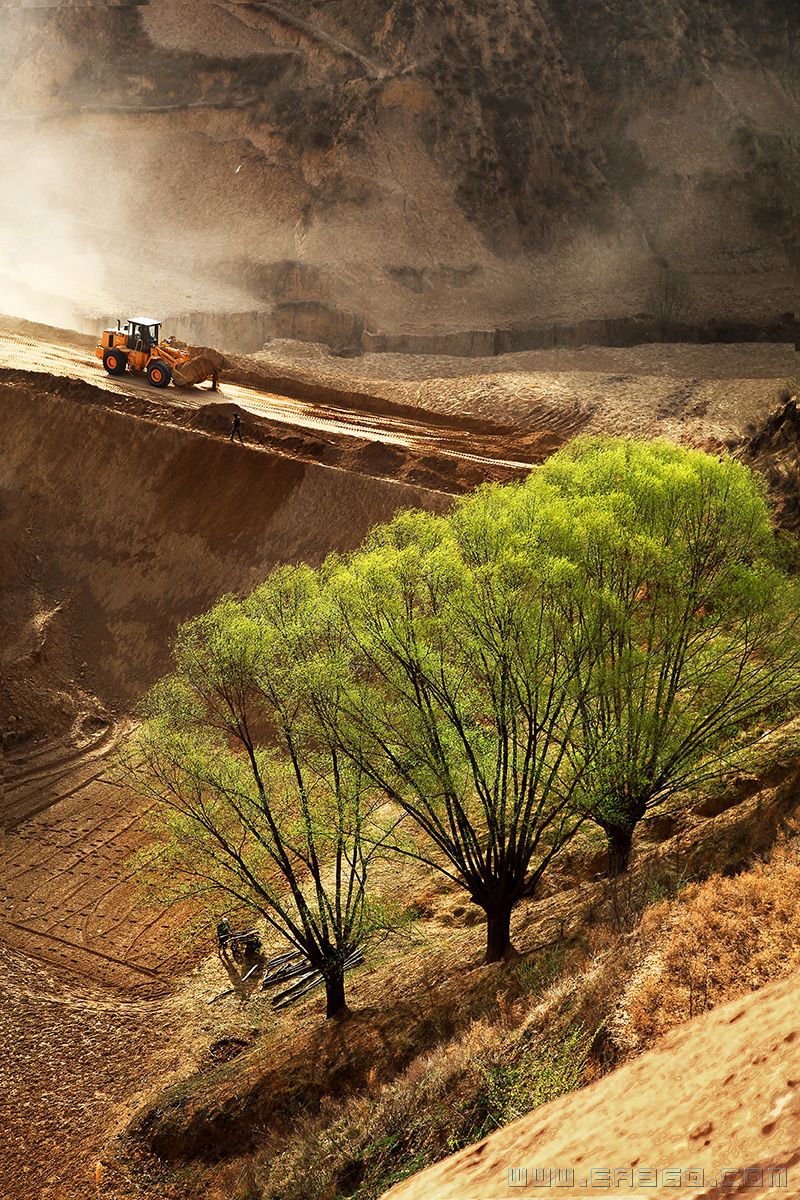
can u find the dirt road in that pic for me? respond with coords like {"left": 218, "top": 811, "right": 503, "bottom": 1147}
{"left": 0, "top": 329, "right": 535, "bottom": 471}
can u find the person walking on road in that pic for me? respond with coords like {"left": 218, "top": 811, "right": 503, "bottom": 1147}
{"left": 230, "top": 411, "right": 243, "bottom": 444}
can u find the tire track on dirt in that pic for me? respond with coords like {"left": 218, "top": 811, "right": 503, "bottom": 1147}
{"left": 5, "top": 924, "right": 163, "bottom": 980}
{"left": 3, "top": 722, "right": 183, "bottom": 993}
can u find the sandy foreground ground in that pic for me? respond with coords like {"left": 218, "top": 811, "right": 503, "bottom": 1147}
{"left": 382, "top": 970, "right": 800, "bottom": 1200}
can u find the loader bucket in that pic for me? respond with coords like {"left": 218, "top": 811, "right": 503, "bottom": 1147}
{"left": 172, "top": 349, "right": 228, "bottom": 388}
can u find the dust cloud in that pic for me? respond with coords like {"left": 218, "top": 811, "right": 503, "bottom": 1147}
{"left": 0, "top": 4, "right": 263, "bottom": 338}
{"left": 0, "top": 119, "right": 111, "bottom": 331}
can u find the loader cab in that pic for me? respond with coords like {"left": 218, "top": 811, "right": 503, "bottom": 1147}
{"left": 126, "top": 318, "right": 160, "bottom": 354}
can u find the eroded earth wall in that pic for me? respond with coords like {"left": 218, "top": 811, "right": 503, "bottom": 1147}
{"left": 0, "top": 380, "right": 445, "bottom": 743}
{"left": 0, "top": 1, "right": 796, "bottom": 343}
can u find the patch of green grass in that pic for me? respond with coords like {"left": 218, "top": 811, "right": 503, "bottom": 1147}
{"left": 514, "top": 946, "right": 567, "bottom": 997}
{"left": 472, "top": 1023, "right": 595, "bottom": 1136}
{"left": 249, "top": 1015, "right": 596, "bottom": 1200}
{"left": 356, "top": 1150, "right": 430, "bottom": 1198}
{"left": 643, "top": 863, "right": 695, "bottom": 905}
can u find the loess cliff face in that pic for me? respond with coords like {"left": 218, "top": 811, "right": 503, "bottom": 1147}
{"left": 0, "top": 372, "right": 445, "bottom": 743}
{"left": 0, "top": 0, "right": 796, "bottom": 344}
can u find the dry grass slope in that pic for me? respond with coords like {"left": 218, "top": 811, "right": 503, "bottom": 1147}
{"left": 619, "top": 837, "right": 800, "bottom": 1050}
{"left": 127, "top": 814, "right": 800, "bottom": 1200}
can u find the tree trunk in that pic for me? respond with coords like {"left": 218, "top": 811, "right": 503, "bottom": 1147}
{"left": 324, "top": 960, "right": 348, "bottom": 1019}
{"left": 606, "top": 823, "right": 634, "bottom": 877}
{"left": 484, "top": 900, "right": 516, "bottom": 963}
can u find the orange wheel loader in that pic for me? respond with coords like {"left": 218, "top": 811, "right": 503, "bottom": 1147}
{"left": 94, "top": 317, "right": 191, "bottom": 388}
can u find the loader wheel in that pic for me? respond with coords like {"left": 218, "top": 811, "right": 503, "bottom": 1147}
{"left": 102, "top": 349, "right": 127, "bottom": 375}
{"left": 147, "top": 360, "right": 172, "bottom": 388}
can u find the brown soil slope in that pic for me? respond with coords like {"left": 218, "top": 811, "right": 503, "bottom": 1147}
{"left": 0, "top": 370, "right": 446, "bottom": 1011}
{"left": 0, "top": 369, "right": 450, "bottom": 1199}
{"left": 382, "top": 969, "right": 800, "bottom": 1200}
{"left": 0, "top": 376, "right": 445, "bottom": 737}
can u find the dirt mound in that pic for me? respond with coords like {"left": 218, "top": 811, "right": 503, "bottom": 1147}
{"left": 2, "top": 716, "right": 190, "bottom": 999}
{"left": 380, "top": 969, "right": 800, "bottom": 1200}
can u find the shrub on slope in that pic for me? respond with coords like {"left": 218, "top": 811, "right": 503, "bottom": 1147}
{"left": 617, "top": 835, "right": 800, "bottom": 1051}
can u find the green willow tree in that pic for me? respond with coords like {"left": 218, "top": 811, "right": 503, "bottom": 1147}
{"left": 122, "top": 567, "right": 390, "bottom": 1019}
{"left": 320, "top": 506, "right": 593, "bottom": 962}
{"left": 534, "top": 439, "right": 800, "bottom": 874}
{"left": 127, "top": 437, "right": 800, "bottom": 989}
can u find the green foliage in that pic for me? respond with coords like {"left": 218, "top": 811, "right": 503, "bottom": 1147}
{"left": 121, "top": 566, "right": 392, "bottom": 1016}
{"left": 322, "top": 494, "right": 593, "bottom": 959}
{"left": 126, "top": 436, "right": 800, "bottom": 1017}
{"left": 328, "top": 439, "right": 800, "bottom": 889}
{"left": 473, "top": 1023, "right": 594, "bottom": 1133}
{"left": 773, "top": 528, "right": 800, "bottom": 576}
{"left": 530, "top": 439, "right": 800, "bottom": 870}
{"left": 643, "top": 862, "right": 696, "bottom": 906}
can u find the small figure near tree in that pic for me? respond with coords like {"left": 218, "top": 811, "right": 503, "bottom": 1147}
{"left": 216, "top": 917, "right": 233, "bottom": 959}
